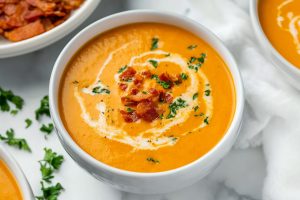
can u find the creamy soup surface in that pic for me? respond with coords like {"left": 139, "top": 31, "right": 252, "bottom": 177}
{"left": 60, "top": 23, "right": 236, "bottom": 172}
{"left": 0, "top": 160, "right": 22, "bottom": 200}
{"left": 259, "top": 0, "right": 300, "bottom": 68}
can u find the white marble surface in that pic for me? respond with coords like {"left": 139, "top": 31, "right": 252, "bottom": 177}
{"left": 0, "top": 0, "right": 266, "bottom": 199}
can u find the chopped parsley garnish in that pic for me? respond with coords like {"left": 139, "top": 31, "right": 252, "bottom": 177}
{"left": 147, "top": 157, "right": 160, "bottom": 164}
{"left": 0, "top": 87, "right": 24, "bottom": 113}
{"left": 36, "top": 182, "right": 64, "bottom": 200}
{"left": 204, "top": 116, "right": 209, "bottom": 124}
{"left": 35, "top": 96, "right": 50, "bottom": 120}
{"left": 150, "top": 37, "right": 159, "bottom": 50}
{"left": 205, "top": 89, "right": 211, "bottom": 96}
{"left": 142, "top": 91, "right": 148, "bottom": 94}
{"left": 193, "top": 93, "right": 198, "bottom": 100}
{"left": 92, "top": 86, "right": 110, "bottom": 94}
{"left": 151, "top": 74, "right": 171, "bottom": 89}
{"left": 148, "top": 60, "right": 158, "bottom": 68}
{"left": 126, "top": 107, "right": 134, "bottom": 113}
{"left": 165, "top": 53, "right": 171, "bottom": 57}
{"left": 25, "top": 118, "right": 32, "bottom": 128}
{"left": 166, "top": 98, "right": 188, "bottom": 119}
{"left": 118, "top": 65, "right": 128, "bottom": 73}
{"left": 10, "top": 109, "right": 18, "bottom": 115}
{"left": 193, "top": 105, "right": 199, "bottom": 112}
{"left": 180, "top": 73, "right": 188, "bottom": 80}
{"left": 187, "top": 45, "right": 197, "bottom": 50}
{"left": 187, "top": 53, "right": 207, "bottom": 72}
{"left": 40, "top": 123, "right": 54, "bottom": 135}
{"left": 42, "top": 148, "right": 64, "bottom": 171}
{"left": 0, "top": 129, "right": 31, "bottom": 152}
{"left": 37, "top": 148, "right": 64, "bottom": 199}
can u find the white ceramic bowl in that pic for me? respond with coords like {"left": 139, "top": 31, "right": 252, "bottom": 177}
{"left": 49, "top": 10, "right": 244, "bottom": 194}
{"left": 0, "top": 0, "right": 101, "bottom": 58}
{"left": 250, "top": 0, "right": 300, "bottom": 90}
{"left": 0, "top": 145, "right": 34, "bottom": 199}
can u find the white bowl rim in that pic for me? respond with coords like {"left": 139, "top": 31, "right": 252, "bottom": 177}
{"left": 250, "top": 0, "right": 300, "bottom": 76}
{"left": 49, "top": 9, "right": 244, "bottom": 178}
{"left": 0, "top": 145, "right": 34, "bottom": 200}
{"left": 0, "top": 0, "right": 101, "bottom": 58}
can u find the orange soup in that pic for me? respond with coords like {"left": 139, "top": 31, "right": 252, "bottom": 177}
{"left": 0, "top": 160, "right": 22, "bottom": 200}
{"left": 259, "top": 0, "right": 300, "bottom": 68}
{"left": 59, "top": 23, "right": 236, "bottom": 172}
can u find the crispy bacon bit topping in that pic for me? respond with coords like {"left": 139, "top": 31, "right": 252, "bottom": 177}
{"left": 120, "top": 110, "right": 139, "bottom": 123}
{"left": 118, "top": 68, "right": 183, "bottom": 123}
{"left": 119, "top": 67, "right": 136, "bottom": 81}
{"left": 159, "top": 91, "right": 173, "bottom": 103}
{"left": 133, "top": 74, "right": 144, "bottom": 87}
{"left": 121, "top": 97, "right": 137, "bottom": 106}
{"left": 141, "top": 70, "right": 152, "bottom": 78}
{"left": 136, "top": 100, "right": 159, "bottom": 122}
{"left": 119, "top": 83, "right": 128, "bottom": 91}
{"left": 130, "top": 88, "right": 139, "bottom": 95}
{"left": 0, "top": 0, "right": 84, "bottom": 42}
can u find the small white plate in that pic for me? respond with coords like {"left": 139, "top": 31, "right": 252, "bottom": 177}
{"left": 0, "top": 0, "right": 101, "bottom": 58}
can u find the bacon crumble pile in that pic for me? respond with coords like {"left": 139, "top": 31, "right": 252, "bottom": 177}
{"left": 118, "top": 67, "right": 185, "bottom": 123}
{"left": 0, "top": 0, "right": 84, "bottom": 42}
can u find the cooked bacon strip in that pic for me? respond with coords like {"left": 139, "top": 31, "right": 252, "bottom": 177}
{"left": 136, "top": 100, "right": 159, "bottom": 122}
{"left": 3, "top": 4, "right": 17, "bottom": 15}
{"left": 4, "top": 19, "right": 45, "bottom": 42}
{"left": 24, "top": 8, "right": 43, "bottom": 21}
{"left": 26, "top": 0, "right": 56, "bottom": 13}
{"left": 119, "top": 67, "right": 136, "bottom": 81}
{"left": 120, "top": 110, "right": 139, "bottom": 123}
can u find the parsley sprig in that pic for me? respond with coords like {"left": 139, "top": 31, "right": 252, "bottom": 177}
{"left": 166, "top": 98, "right": 188, "bottom": 119}
{"left": 150, "top": 37, "right": 159, "bottom": 50}
{"left": 0, "top": 129, "right": 31, "bottom": 152}
{"left": 25, "top": 118, "right": 32, "bottom": 128}
{"left": 35, "top": 96, "right": 50, "bottom": 120}
{"left": 146, "top": 157, "right": 160, "bottom": 164}
{"left": 37, "top": 148, "right": 64, "bottom": 200}
{"left": 0, "top": 87, "right": 24, "bottom": 114}
{"left": 40, "top": 123, "right": 54, "bottom": 135}
{"left": 36, "top": 182, "right": 64, "bottom": 200}
{"left": 92, "top": 86, "right": 110, "bottom": 94}
{"left": 188, "top": 53, "right": 207, "bottom": 72}
{"left": 148, "top": 60, "right": 158, "bottom": 68}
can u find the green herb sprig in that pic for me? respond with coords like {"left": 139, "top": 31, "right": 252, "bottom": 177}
{"left": 37, "top": 148, "right": 64, "bottom": 200}
{"left": 146, "top": 157, "right": 160, "bottom": 164}
{"left": 0, "top": 129, "right": 31, "bottom": 152}
{"left": 166, "top": 98, "right": 188, "bottom": 119}
{"left": 35, "top": 96, "right": 50, "bottom": 120}
{"left": 150, "top": 37, "right": 159, "bottom": 50}
{"left": 0, "top": 87, "right": 24, "bottom": 114}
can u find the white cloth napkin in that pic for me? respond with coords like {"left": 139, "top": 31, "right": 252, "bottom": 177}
{"left": 127, "top": 0, "right": 300, "bottom": 199}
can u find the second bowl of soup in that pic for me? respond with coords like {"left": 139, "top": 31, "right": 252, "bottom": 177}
{"left": 251, "top": 0, "right": 300, "bottom": 89}
{"left": 50, "top": 10, "right": 244, "bottom": 194}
